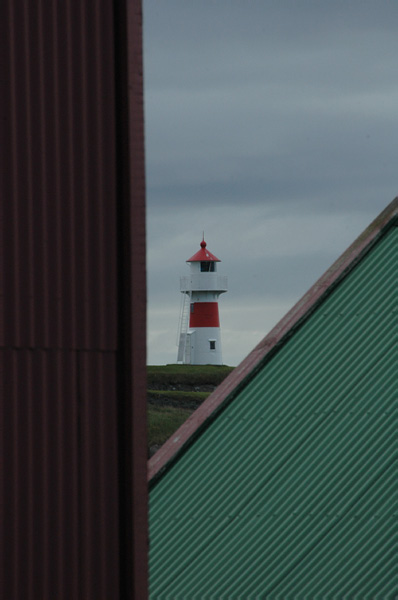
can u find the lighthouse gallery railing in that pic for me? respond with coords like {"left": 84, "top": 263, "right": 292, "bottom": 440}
{"left": 180, "top": 274, "right": 228, "bottom": 293}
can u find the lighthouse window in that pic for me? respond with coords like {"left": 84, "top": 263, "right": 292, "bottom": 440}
{"left": 209, "top": 340, "right": 216, "bottom": 350}
{"left": 201, "top": 261, "right": 215, "bottom": 272}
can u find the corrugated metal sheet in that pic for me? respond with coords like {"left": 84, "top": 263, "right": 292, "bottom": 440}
{"left": 1, "top": 1, "right": 147, "bottom": 598}
{"left": 2, "top": 349, "right": 120, "bottom": 598}
{"left": 149, "top": 223, "right": 397, "bottom": 598}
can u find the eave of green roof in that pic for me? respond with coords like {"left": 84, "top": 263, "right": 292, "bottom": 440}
{"left": 148, "top": 197, "right": 398, "bottom": 485}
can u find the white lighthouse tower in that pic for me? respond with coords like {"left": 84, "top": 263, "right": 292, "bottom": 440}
{"left": 177, "top": 237, "right": 228, "bottom": 365}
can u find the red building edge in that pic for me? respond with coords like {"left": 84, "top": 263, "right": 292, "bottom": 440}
{"left": 149, "top": 197, "right": 398, "bottom": 485}
{"left": 115, "top": 1, "right": 148, "bottom": 596}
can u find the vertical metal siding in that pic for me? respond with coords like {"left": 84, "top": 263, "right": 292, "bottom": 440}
{"left": 113, "top": 1, "right": 148, "bottom": 596}
{"left": 1, "top": 1, "right": 147, "bottom": 598}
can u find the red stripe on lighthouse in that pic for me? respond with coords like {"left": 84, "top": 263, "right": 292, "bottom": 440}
{"left": 190, "top": 302, "right": 220, "bottom": 327}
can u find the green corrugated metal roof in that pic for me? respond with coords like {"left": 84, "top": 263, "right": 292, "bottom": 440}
{"left": 149, "top": 222, "right": 397, "bottom": 599}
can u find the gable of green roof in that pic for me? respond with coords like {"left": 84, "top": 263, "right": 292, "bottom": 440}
{"left": 149, "top": 223, "right": 397, "bottom": 599}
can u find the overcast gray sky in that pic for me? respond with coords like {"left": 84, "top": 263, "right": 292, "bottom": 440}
{"left": 143, "top": 0, "right": 398, "bottom": 366}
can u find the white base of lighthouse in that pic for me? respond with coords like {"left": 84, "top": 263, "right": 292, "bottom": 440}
{"left": 185, "top": 327, "right": 223, "bottom": 365}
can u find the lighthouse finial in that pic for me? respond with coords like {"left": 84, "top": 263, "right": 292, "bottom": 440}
{"left": 200, "top": 232, "right": 206, "bottom": 249}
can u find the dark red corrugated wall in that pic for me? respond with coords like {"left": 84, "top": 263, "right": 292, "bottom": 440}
{"left": 1, "top": 1, "right": 147, "bottom": 598}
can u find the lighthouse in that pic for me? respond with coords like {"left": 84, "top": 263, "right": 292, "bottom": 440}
{"left": 177, "top": 238, "right": 228, "bottom": 365}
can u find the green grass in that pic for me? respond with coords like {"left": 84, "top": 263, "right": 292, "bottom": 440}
{"left": 148, "top": 389, "right": 210, "bottom": 404}
{"left": 148, "top": 405, "right": 194, "bottom": 448}
{"left": 147, "top": 364, "right": 234, "bottom": 387}
{"left": 147, "top": 364, "right": 235, "bottom": 452}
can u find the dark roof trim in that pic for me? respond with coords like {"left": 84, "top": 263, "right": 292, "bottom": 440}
{"left": 148, "top": 198, "right": 398, "bottom": 485}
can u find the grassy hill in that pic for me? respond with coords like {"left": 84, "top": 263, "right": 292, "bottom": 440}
{"left": 147, "top": 364, "right": 234, "bottom": 456}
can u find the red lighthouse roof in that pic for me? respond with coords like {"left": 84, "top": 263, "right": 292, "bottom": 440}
{"left": 187, "top": 239, "right": 221, "bottom": 262}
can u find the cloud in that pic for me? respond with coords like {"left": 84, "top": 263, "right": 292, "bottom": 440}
{"left": 143, "top": 1, "right": 398, "bottom": 365}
